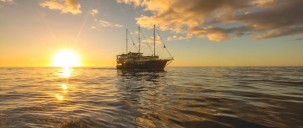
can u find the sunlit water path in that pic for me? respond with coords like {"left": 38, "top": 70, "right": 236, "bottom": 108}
{"left": 0, "top": 67, "right": 303, "bottom": 128}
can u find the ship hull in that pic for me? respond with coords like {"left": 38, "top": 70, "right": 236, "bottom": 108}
{"left": 117, "top": 60, "right": 169, "bottom": 71}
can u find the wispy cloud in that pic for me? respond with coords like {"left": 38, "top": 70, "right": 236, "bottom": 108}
{"left": 0, "top": 0, "right": 14, "bottom": 5}
{"left": 0, "top": 0, "right": 13, "bottom": 9}
{"left": 40, "top": 0, "right": 81, "bottom": 15}
{"left": 167, "top": 34, "right": 193, "bottom": 41}
{"left": 89, "top": 8, "right": 122, "bottom": 28}
{"left": 293, "top": 36, "right": 303, "bottom": 41}
{"left": 90, "top": 9, "right": 98, "bottom": 16}
{"left": 117, "top": 0, "right": 303, "bottom": 41}
{"left": 142, "top": 35, "right": 163, "bottom": 44}
{"left": 0, "top": 0, "right": 13, "bottom": 3}
{"left": 98, "top": 20, "right": 123, "bottom": 28}
{"left": 116, "top": 0, "right": 142, "bottom": 7}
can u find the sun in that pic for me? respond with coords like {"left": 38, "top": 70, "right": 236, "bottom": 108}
{"left": 52, "top": 49, "right": 81, "bottom": 68}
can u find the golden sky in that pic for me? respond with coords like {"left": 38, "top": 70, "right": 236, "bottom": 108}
{"left": 0, "top": 0, "right": 303, "bottom": 67}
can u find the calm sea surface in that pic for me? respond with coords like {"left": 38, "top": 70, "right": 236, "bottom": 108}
{"left": 0, "top": 67, "right": 303, "bottom": 128}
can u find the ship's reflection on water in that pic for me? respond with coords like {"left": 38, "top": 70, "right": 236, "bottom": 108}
{"left": 116, "top": 70, "right": 171, "bottom": 127}
{"left": 115, "top": 70, "right": 225, "bottom": 128}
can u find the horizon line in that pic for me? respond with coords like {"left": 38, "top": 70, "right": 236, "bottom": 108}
{"left": 0, "top": 66, "right": 302, "bottom": 68}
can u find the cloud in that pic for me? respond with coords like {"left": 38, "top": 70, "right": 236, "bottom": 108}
{"left": 0, "top": 0, "right": 13, "bottom": 4}
{"left": 90, "top": 9, "right": 98, "bottom": 16}
{"left": 0, "top": 0, "right": 13, "bottom": 3}
{"left": 116, "top": 0, "right": 142, "bottom": 7}
{"left": 167, "top": 34, "right": 193, "bottom": 41}
{"left": 142, "top": 35, "right": 164, "bottom": 45}
{"left": 255, "top": 27, "right": 303, "bottom": 39}
{"left": 40, "top": 0, "right": 81, "bottom": 15}
{"left": 117, "top": 0, "right": 303, "bottom": 41}
{"left": 293, "top": 36, "right": 303, "bottom": 41}
{"left": 89, "top": 8, "right": 122, "bottom": 29}
{"left": 98, "top": 20, "right": 123, "bottom": 28}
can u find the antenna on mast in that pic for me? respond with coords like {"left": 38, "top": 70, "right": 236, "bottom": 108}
{"left": 138, "top": 26, "right": 141, "bottom": 53}
{"left": 126, "top": 29, "right": 128, "bottom": 53}
{"left": 153, "top": 24, "right": 156, "bottom": 56}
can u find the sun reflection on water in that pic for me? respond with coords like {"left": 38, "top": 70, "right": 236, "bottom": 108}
{"left": 61, "top": 83, "right": 68, "bottom": 93}
{"left": 54, "top": 67, "right": 73, "bottom": 101}
{"left": 62, "top": 66, "right": 72, "bottom": 78}
{"left": 55, "top": 94, "right": 63, "bottom": 101}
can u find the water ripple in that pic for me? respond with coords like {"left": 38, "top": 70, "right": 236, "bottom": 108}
{"left": 0, "top": 67, "right": 303, "bottom": 127}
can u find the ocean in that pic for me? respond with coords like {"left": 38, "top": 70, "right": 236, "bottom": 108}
{"left": 0, "top": 67, "right": 302, "bottom": 128}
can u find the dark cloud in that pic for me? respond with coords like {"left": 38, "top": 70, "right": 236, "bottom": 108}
{"left": 117, "top": 0, "right": 303, "bottom": 41}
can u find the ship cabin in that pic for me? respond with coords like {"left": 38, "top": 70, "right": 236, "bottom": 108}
{"left": 117, "top": 52, "right": 159, "bottom": 62}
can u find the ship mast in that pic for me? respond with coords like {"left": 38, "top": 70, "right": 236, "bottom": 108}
{"left": 138, "top": 26, "right": 141, "bottom": 53}
{"left": 153, "top": 24, "right": 156, "bottom": 56}
{"left": 126, "top": 29, "right": 128, "bottom": 54}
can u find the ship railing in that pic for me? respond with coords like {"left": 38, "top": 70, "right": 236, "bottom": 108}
{"left": 161, "top": 57, "right": 174, "bottom": 61}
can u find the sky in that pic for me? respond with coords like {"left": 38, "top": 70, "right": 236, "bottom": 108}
{"left": 0, "top": 0, "right": 303, "bottom": 67}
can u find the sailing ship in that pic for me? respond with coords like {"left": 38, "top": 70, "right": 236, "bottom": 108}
{"left": 116, "top": 25, "right": 173, "bottom": 70}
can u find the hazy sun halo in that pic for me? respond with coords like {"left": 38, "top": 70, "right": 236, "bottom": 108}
{"left": 52, "top": 49, "right": 81, "bottom": 67}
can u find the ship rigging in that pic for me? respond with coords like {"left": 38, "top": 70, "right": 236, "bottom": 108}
{"left": 116, "top": 25, "right": 173, "bottom": 70}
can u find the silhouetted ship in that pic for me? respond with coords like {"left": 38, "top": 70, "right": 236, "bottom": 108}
{"left": 116, "top": 25, "right": 173, "bottom": 70}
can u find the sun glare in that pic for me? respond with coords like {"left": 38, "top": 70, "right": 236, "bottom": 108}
{"left": 53, "top": 49, "right": 81, "bottom": 68}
